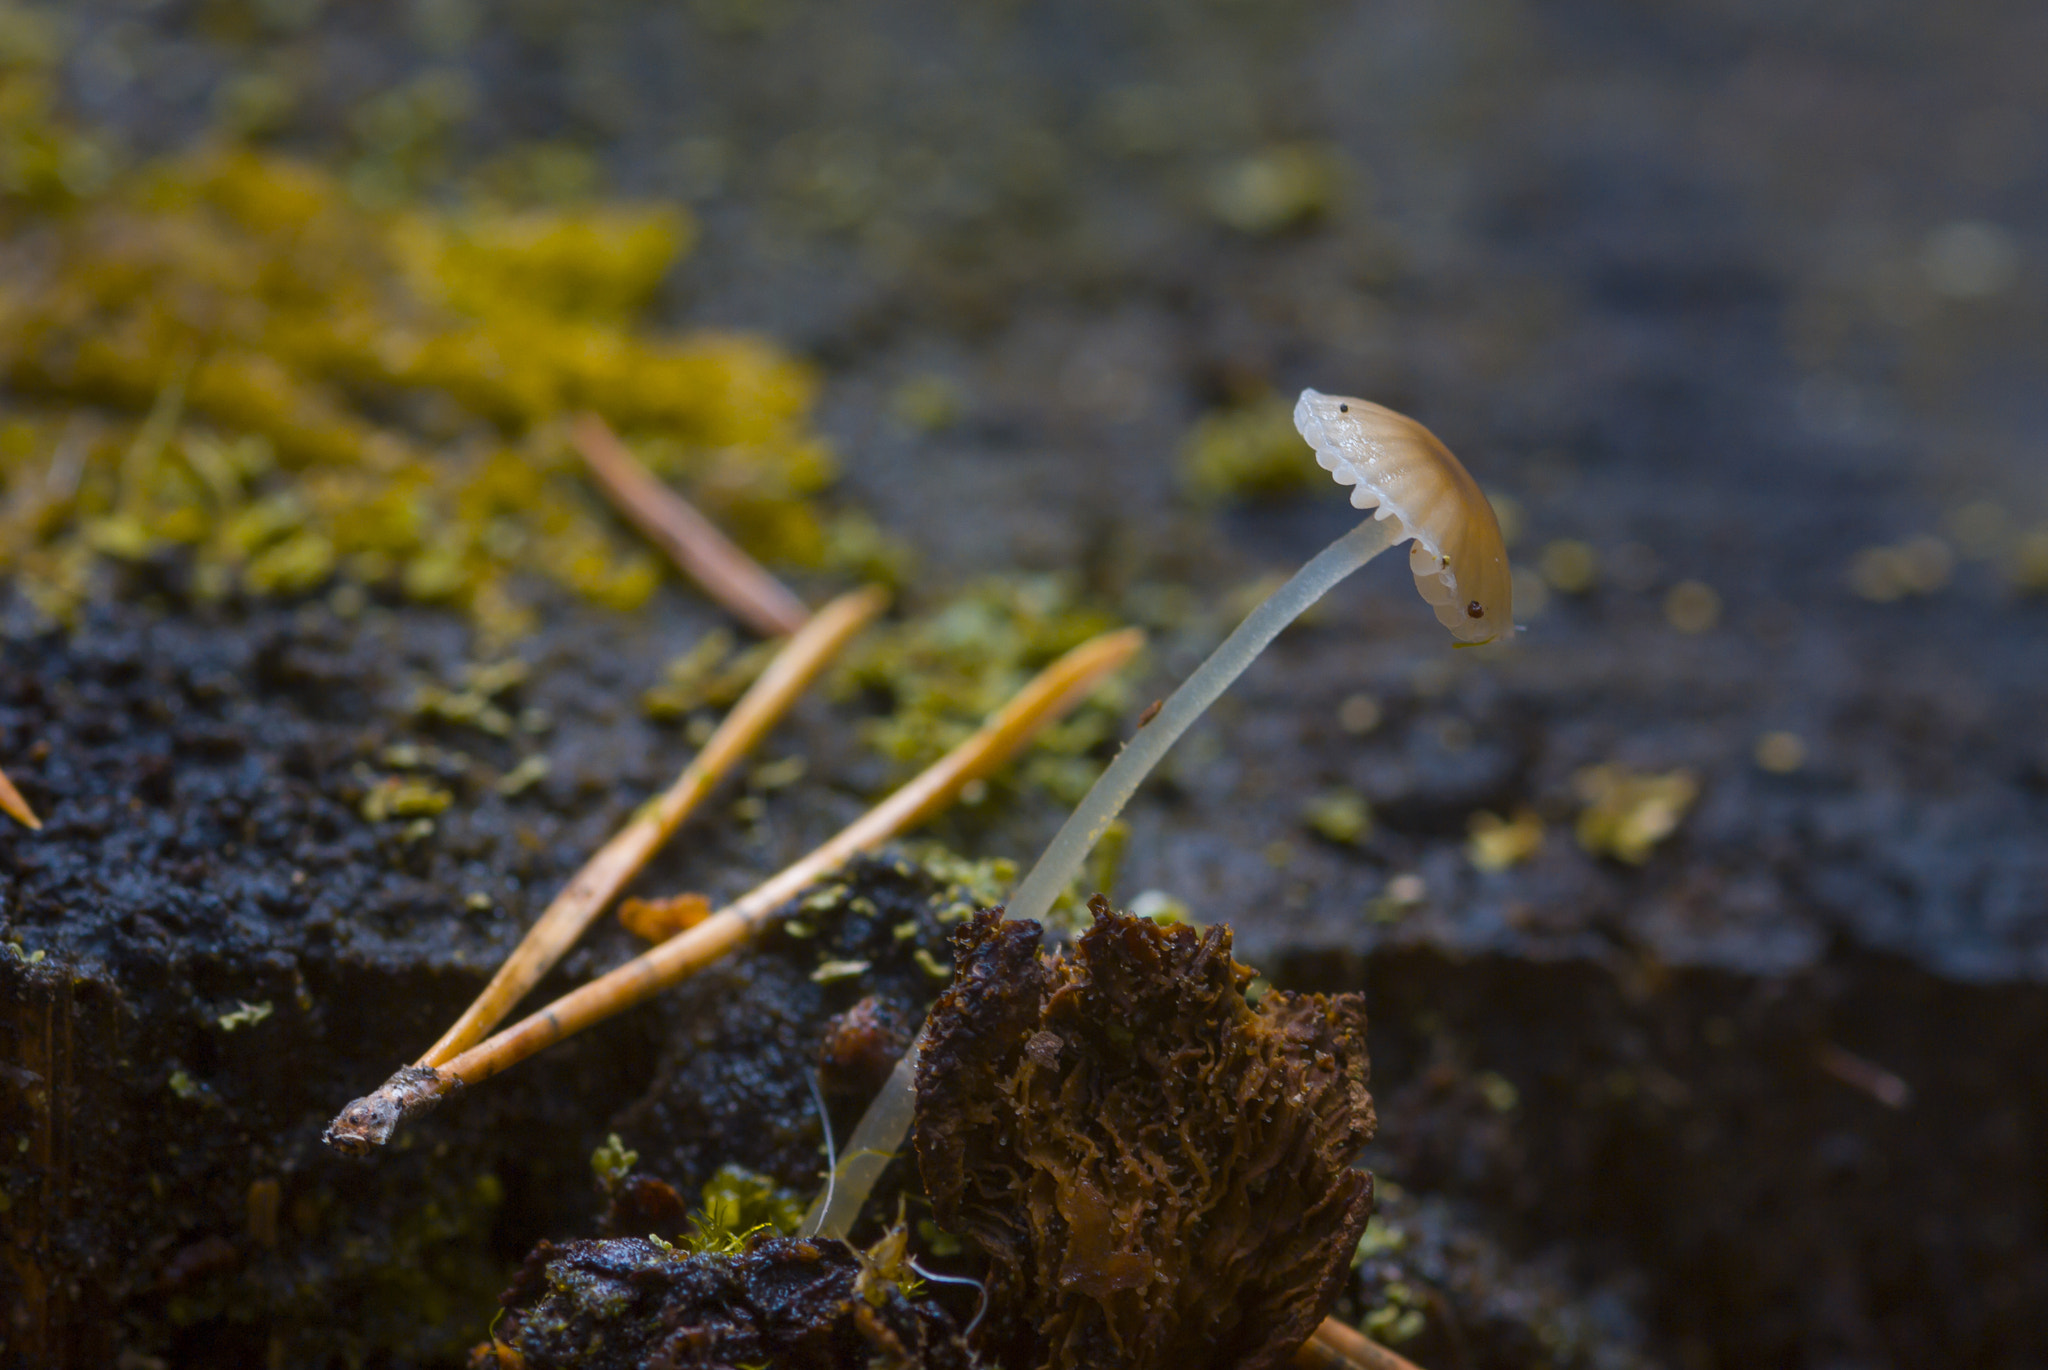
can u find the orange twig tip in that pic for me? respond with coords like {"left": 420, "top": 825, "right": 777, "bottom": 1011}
{"left": 0, "top": 766, "right": 41, "bottom": 830}
{"left": 1294, "top": 1315, "right": 1431, "bottom": 1370}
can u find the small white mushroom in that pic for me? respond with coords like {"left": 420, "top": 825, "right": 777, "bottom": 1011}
{"left": 1293, "top": 389, "right": 1513, "bottom": 644}
{"left": 807, "top": 388, "right": 1516, "bottom": 1240}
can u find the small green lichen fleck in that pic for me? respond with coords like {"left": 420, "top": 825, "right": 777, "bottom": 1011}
{"left": 836, "top": 575, "right": 1130, "bottom": 803}
{"left": 215, "top": 1000, "right": 273, "bottom": 1031}
{"left": 360, "top": 776, "right": 455, "bottom": 822}
{"left": 1302, "top": 788, "right": 1372, "bottom": 845}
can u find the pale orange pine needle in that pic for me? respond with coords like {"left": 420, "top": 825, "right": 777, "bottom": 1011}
{"left": 570, "top": 412, "right": 811, "bottom": 638}
{"left": 418, "top": 585, "right": 886, "bottom": 1068}
{"left": 439, "top": 625, "right": 1143, "bottom": 1088}
{"left": 325, "top": 625, "right": 1144, "bottom": 1153}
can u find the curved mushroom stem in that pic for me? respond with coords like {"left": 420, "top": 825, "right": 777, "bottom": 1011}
{"left": 1003, "top": 514, "right": 1403, "bottom": 927}
{"left": 802, "top": 514, "right": 1405, "bottom": 1239}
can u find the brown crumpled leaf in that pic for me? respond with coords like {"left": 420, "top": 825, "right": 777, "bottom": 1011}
{"left": 914, "top": 899, "right": 1377, "bottom": 1370}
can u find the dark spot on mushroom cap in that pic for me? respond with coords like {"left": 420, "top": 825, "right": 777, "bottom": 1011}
{"left": 1467, "top": 601, "right": 1484, "bottom": 618}
{"left": 1338, "top": 403, "right": 1349, "bottom": 412}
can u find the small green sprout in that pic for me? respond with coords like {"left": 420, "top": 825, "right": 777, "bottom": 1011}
{"left": 678, "top": 1165, "right": 807, "bottom": 1255}
{"left": 590, "top": 1133, "right": 638, "bottom": 1193}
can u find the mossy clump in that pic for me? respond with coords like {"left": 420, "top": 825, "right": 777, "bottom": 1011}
{"left": 686, "top": 1163, "right": 810, "bottom": 1251}
{"left": 0, "top": 32, "right": 847, "bottom": 635}
{"left": 836, "top": 575, "right": 1133, "bottom": 802}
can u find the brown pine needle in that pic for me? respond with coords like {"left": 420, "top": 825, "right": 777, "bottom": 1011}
{"left": 418, "top": 585, "right": 887, "bottom": 1068}
{"left": 324, "top": 625, "right": 1144, "bottom": 1154}
{"left": 570, "top": 412, "right": 810, "bottom": 638}
{"left": 0, "top": 765, "right": 40, "bottom": 830}
{"left": 1293, "top": 1316, "right": 1429, "bottom": 1370}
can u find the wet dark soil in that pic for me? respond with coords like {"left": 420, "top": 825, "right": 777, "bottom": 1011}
{"left": 8, "top": 1, "right": 2048, "bottom": 1368}
{"left": 482, "top": 1234, "right": 976, "bottom": 1370}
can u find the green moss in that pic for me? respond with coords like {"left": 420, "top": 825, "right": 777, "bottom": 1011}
{"left": 0, "top": 53, "right": 854, "bottom": 633}
{"left": 1203, "top": 143, "right": 1347, "bottom": 236}
{"left": 836, "top": 575, "right": 1134, "bottom": 803}
{"left": 1361, "top": 1279, "right": 1428, "bottom": 1346}
{"left": 1352, "top": 1215, "right": 1407, "bottom": 1263}
{"left": 684, "top": 1164, "right": 807, "bottom": 1254}
{"left": 359, "top": 777, "right": 455, "bottom": 822}
{"left": 640, "top": 630, "right": 780, "bottom": 721}
{"left": 896, "top": 842, "right": 1017, "bottom": 923}
{"left": 495, "top": 754, "right": 551, "bottom": 796}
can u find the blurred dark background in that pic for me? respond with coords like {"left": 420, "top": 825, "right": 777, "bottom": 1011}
{"left": 3, "top": 1, "right": 2045, "bottom": 1367}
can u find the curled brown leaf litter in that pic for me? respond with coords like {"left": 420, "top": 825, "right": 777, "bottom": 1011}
{"left": 915, "top": 901, "right": 1377, "bottom": 1370}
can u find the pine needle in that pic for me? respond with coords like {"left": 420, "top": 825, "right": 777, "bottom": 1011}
{"left": 1292, "top": 1316, "right": 1429, "bottom": 1370}
{"left": 418, "top": 585, "right": 887, "bottom": 1068}
{"left": 570, "top": 412, "right": 810, "bottom": 637}
{"left": 323, "top": 625, "right": 1143, "bottom": 1154}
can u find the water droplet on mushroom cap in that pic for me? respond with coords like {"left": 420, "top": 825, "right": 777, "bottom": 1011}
{"left": 1293, "top": 389, "right": 1514, "bottom": 644}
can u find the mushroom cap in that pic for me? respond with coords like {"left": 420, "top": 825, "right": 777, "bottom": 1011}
{"left": 1294, "top": 389, "right": 1513, "bottom": 644}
